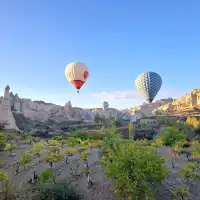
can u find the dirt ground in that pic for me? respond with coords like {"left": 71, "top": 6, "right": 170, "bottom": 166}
{"left": 1, "top": 143, "right": 200, "bottom": 200}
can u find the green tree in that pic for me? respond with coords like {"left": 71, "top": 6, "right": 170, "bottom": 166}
{"left": 0, "top": 180, "right": 18, "bottom": 200}
{"left": 94, "top": 113, "right": 101, "bottom": 123}
{"left": 29, "top": 143, "right": 44, "bottom": 162}
{"left": 38, "top": 168, "right": 54, "bottom": 183}
{"left": 0, "top": 132, "right": 6, "bottom": 151}
{"left": 52, "top": 136, "right": 63, "bottom": 141}
{"left": 62, "top": 148, "right": 78, "bottom": 165}
{"left": 0, "top": 160, "right": 7, "bottom": 168}
{"left": 101, "top": 140, "right": 169, "bottom": 200}
{"left": 151, "top": 139, "right": 163, "bottom": 154}
{"left": 19, "top": 151, "right": 33, "bottom": 170}
{"left": 0, "top": 170, "right": 9, "bottom": 181}
{"left": 20, "top": 133, "right": 29, "bottom": 142}
{"left": 170, "top": 188, "right": 190, "bottom": 200}
{"left": 68, "top": 129, "right": 89, "bottom": 140}
{"left": 178, "top": 162, "right": 200, "bottom": 187}
{"left": 48, "top": 139, "right": 59, "bottom": 146}
{"left": 30, "top": 181, "right": 84, "bottom": 200}
{"left": 67, "top": 137, "right": 81, "bottom": 147}
{"left": 80, "top": 151, "right": 92, "bottom": 161}
{"left": 48, "top": 145, "right": 60, "bottom": 154}
{"left": 186, "top": 116, "right": 200, "bottom": 129}
{"left": 31, "top": 136, "right": 40, "bottom": 143}
{"left": 191, "top": 141, "right": 200, "bottom": 160}
{"left": 4, "top": 142, "right": 19, "bottom": 156}
{"left": 6, "top": 133, "right": 17, "bottom": 142}
{"left": 159, "top": 127, "right": 186, "bottom": 146}
{"left": 128, "top": 123, "right": 134, "bottom": 140}
{"left": 42, "top": 153, "right": 63, "bottom": 168}
{"left": 103, "top": 125, "right": 121, "bottom": 150}
{"left": 77, "top": 146, "right": 88, "bottom": 155}
{"left": 114, "top": 119, "right": 122, "bottom": 127}
{"left": 88, "top": 140, "right": 102, "bottom": 150}
{"left": 141, "top": 121, "right": 148, "bottom": 130}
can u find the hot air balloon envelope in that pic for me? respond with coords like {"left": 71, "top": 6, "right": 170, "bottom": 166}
{"left": 102, "top": 101, "right": 109, "bottom": 111}
{"left": 64, "top": 62, "right": 89, "bottom": 93}
{"left": 135, "top": 72, "right": 162, "bottom": 103}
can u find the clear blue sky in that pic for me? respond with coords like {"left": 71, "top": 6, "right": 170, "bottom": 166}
{"left": 0, "top": 0, "right": 200, "bottom": 109}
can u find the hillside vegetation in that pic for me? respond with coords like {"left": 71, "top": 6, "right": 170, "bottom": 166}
{"left": 0, "top": 117, "right": 200, "bottom": 199}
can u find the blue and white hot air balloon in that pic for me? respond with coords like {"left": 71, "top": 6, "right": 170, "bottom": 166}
{"left": 102, "top": 101, "right": 109, "bottom": 111}
{"left": 135, "top": 72, "right": 162, "bottom": 103}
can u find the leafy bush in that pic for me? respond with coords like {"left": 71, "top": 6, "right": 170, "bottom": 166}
{"left": 0, "top": 180, "right": 18, "bottom": 200}
{"left": 52, "top": 136, "right": 63, "bottom": 141}
{"left": 67, "top": 137, "right": 81, "bottom": 147}
{"left": 100, "top": 140, "right": 169, "bottom": 199}
{"left": 128, "top": 123, "right": 134, "bottom": 139}
{"left": 0, "top": 160, "right": 7, "bottom": 168}
{"left": 114, "top": 119, "right": 122, "bottom": 126}
{"left": 68, "top": 129, "right": 89, "bottom": 140}
{"left": 0, "top": 132, "right": 6, "bottom": 151}
{"left": 88, "top": 133, "right": 105, "bottom": 140}
{"left": 103, "top": 125, "right": 122, "bottom": 150}
{"left": 39, "top": 168, "right": 54, "bottom": 183}
{"left": 19, "top": 151, "right": 32, "bottom": 169}
{"left": 0, "top": 141, "right": 6, "bottom": 152}
{"left": 0, "top": 170, "right": 9, "bottom": 181}
{"left": 20, "top": 133, "right": 29, "bottom": 141}
{"left": 159, "top": 127, "right": 186, "bottom": 146}
{"left": 191, "top": 141, "right": 200, "bottom": 159}
{"left": 31, "top": 181, "right": 84, "bottom": 200}
{"left": 186, "top": 116, "right": 200, "bottom": 128}
{"left": 4, "top": 143, "right": 19, "bottom": 155}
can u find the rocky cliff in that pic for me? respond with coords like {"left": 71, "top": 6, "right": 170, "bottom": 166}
{"left": 121, "top": 98, "right": 174, "bottom": 122}
{"left": 152, "top": 89, "right": 200, "bottom": 115}
{"left": 0, "top": 86, "right": 124, "bottom": 133}
{"left": 9, "top": 96, "right": 121, "bottom": 123}
{"left": 0, "top": 85, "right": 19, "bottom": 132}
{"left": 0, "top": 85, "right": 176, "bottom": 134}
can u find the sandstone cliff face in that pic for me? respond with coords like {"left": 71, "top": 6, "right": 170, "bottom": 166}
{"left": 2, "top": 92, "right": 122, "bottom": 123}
{"left": 121, "top": 98, "right": 174, "bottom": 122}
{"left": 0, "top": 86, "right": 19, "bottom": 132}
{"left": 152, "top": 89, "right": 200, "bottom": 115}
{"left": 0, "top": 85, "right": 177, "bottom": 134}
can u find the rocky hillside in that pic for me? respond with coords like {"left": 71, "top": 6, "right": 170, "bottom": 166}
{"left": 3, "top": 92, "right": 121, "bottom": 122}
{"left": 121, "top": 98, "right": 174, "bottom": 121}
{"left": 152, "top": 89, "right": 200, "bottom": 116}
{"left": 0, "top": 86, "right": 176, "bottom": 135}
{"left": 6, "top": 91, "right": 172, "bottom": 123}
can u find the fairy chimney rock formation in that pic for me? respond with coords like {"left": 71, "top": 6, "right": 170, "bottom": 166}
{"left": 0, "top": 85, "right": 19, "bottom": 132}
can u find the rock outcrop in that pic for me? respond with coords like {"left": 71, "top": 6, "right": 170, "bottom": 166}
{"left": 152, "top": 89, "right": 200, "bottom": 115}
{"left": 121, "top": 98, "right": 174, "bottom": 122}
{"left": 0, "top": 85, "right": 186, "bottom": 135}
{"left": 0, "top": 86, "right": 125, "bottom": 134}
{"left": 0, "top": 85, "right": 19, "bottom": 132}
{"left": 6, "top": 91, "right": 123, "bottom": 123}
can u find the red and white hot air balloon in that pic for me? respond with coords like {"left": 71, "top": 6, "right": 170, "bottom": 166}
{"left": 64, "top": 62, "right": 89, "bottom": 93}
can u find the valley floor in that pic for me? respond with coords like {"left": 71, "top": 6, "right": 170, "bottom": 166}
{"left": 1, "top": 143, "right": 200, "bottom": 200}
